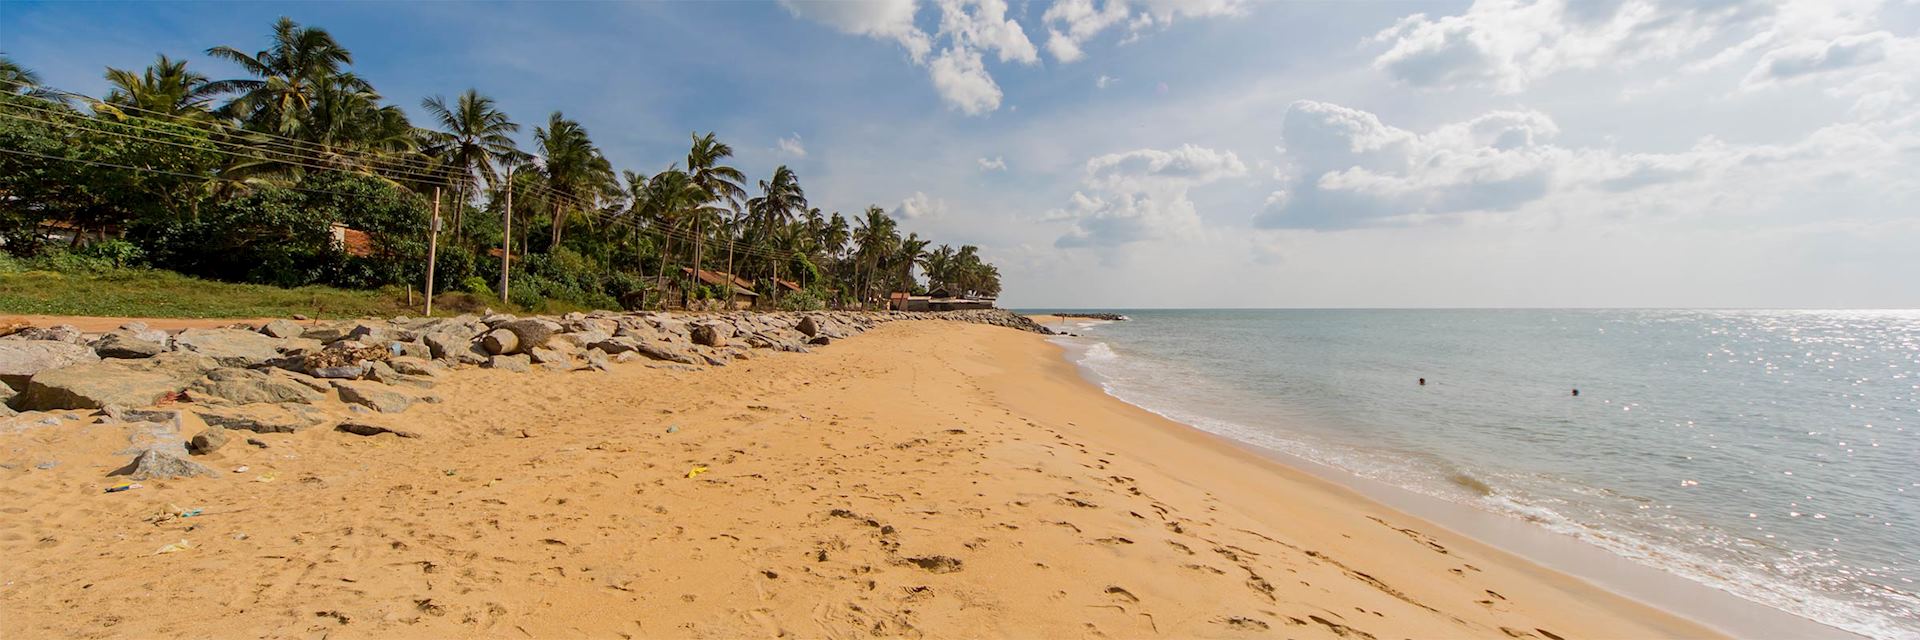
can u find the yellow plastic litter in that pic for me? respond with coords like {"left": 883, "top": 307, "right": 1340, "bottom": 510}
{"left": 685, "top": 466, "right": 709, "bottom": 479}
{"left": 154, "top": 539, "right": 192, "bottom": 555}
{"left": 255, "top": 472, "right": 277, "bottom": 483}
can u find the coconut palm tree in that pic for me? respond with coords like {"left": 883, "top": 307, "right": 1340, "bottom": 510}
{"left": 852, "top": 206, "right": 898, "bottom": 306}
{"left": 922, "top": 244, "right": 956, "bottom": 293}
{"left": 205, "top": 17, "right": 354, "bottom": 138}
{"left": 683, "top": 133, "right": 746, "bottom": 291}
{"left": 534, "top": 111, "right": 613, "bottom": 249}
{"left": 745, "top": 165, "right": 806, "bottom": 297}
{"left": 1, "top": 55, "right": 67, "bottom": 104}
{"left": 421, "top": 89, "right": 520, "bottom": 239}
{"left": 97, "top": 54, "right": 221, "bottom": 123}
{"left": 892, "top": 232, "right": 930, "bottom": 294}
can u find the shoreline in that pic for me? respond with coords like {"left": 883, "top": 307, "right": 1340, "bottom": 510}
{"left": 1027, "top": 314, "right": 1863, "bottom": 639}
{"left": 0, "top": 317, "right": 1761, "bottom": 636}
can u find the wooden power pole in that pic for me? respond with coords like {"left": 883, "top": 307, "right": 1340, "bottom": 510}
{"left": 425, "top": 186, "right": 441, "bottom": 317}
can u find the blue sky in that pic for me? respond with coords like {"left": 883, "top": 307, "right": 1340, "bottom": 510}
{"left": 4, "top": 0, "right": 1918, "bottom": 308}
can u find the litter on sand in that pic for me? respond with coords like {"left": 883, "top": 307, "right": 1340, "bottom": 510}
{"left": 232, "top": 465, "right": 249, "bottom": 473}
{"left": 105, "top": 482, "right": 142, "bottom": 493}
{"left": 685, "top": 466, "right": 709, "bottom": 479}
{"left": 254, "top": 472, "right": 277, "bottom": 483}
{"left": 154, "top": 539, "right": 192, "bottom": 555}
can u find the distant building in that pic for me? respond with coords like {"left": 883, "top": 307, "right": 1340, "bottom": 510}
{"left": 329, "top": 223, "right": 375, "bottom": 258}
{"left": 681, "top": 267, "right": 760, "bottom": 309}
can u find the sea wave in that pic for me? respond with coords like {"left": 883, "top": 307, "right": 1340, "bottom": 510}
{"left": 1056, "top": 332, "right": 1913, "bottom": 640}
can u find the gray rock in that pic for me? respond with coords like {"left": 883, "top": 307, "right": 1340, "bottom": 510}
{"left": 387, "top": 356, "right": 444, "bottom": 377}
{"left": 6, "top": 325, "right": 86, "bottom": 344}
{"left": 109, "top": 448, "right": 216, "bottom": 480}
{"left": 331, "top": 380, "right": 415, "bottom": 413}
{"left": 266, "top": 368, "right": 332, "bottom": 392}
{"left": 581, "top": 349, "right": 612, "bottom": 372}
{"left": 336, "top": 421, "right": 419, "bottom": 438}
{"left": 366, "top": 361, "right": 435, "bottom": 389}
{"left": 498, "top": 319, "right": 559, "bottom": 351}
{"left": 307, "top": 364, "right": 368, "bottom": 379}
{"left": 808, "top": 336, "right": 832, "bottom": 346}
{"left": 797, "top": 316, "right": 820, "bottom": 337}
{"left": 556, "top": 330, "right": 612, "bottom": 350}
{"left": 193, "top": 403, "right": 328, "bottom": 434}
{"left": 588, "top": 337, "right": 640, "bottom": 354}
{"left": 300, "top": 324, "right": 351, "bottom": 342}
{"left": 91, "top": 331, "right": 166, "bottom": 359}
{"left": 481, "top": 329, "right": 519, "bottom": 355}
{"left": 634, "top": 341, "right": 702, "bottom": 366}
{"left": 486, "top": 354, "right": 531, "bottom": 373}
{"left": 691, "top": 323, "right": 730, "bottom": 347}
{"left": 422, "top": 331, "right": 473, "bottom": 359}
{"left": 345, "top": 322, "right": 388, "bottom": 342}
{"left": 0, "top": 340, "right": 100, "bottom": 389}
{"left": 16, "top": 361, "right": 182, "bottom": 410}
{"left": 188, "top": 428, "right": 230, "bottom": 455}
{"left": 189, "top": 367, "right": 322, "bottom": 405}
{"left": 527, "top": 346, "right": 568, "bottom": 365}
{"left": 260, "top": 319, "right": 303, "bottom": 339}
{"left": 173, "top": 328, "right": 286, "bottom": 367}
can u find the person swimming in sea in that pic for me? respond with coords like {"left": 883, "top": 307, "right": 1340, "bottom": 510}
{"left": 1571, "top": 388, "right": 1579, "bottom": 397}
{"left": 1418, "top": 378, "right": 1426, "bottom": 386}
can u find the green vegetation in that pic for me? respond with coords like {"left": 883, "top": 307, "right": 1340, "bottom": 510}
{"left": 0, "top": 18, "right": 1001, "bottom": 317}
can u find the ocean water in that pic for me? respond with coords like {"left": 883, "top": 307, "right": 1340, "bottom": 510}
{"left": 1028, "top": 309, "right": 1918, "bottom": 639}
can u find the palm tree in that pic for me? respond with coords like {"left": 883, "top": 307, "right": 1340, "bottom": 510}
{"left": 922, "top": 244, "right": 956, "bottom": 292}
{"left": 205, "top": 17, "right": 354, "bottom": 138}
{"left": 97, "top": 54, "right": 221, "bottom": 123}
{"left": 1, "top": 55, "right": 67, "bottom": 104}
{"left": 535, "top": 111, "right": 613, "bottom": 249}
{"left": 745, "top": 165, "right": 806, "bottom": 298}
{"left": 684, "top": 133, "right": 746, "bottom": 295}
{"left": 852, "top": 206, "right": 898, "bottom": 306}
{"left": 892, "top": 232, "right": 930, "bottom": 294}
{"left": 421, "top": 89, "right": 520, "bottom": 239}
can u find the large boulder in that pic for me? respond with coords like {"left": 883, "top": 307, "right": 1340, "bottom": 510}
{"left": 796, "top": 316, "right": 821, "bottom": 338}
{"left": 110, "top": 448, "right": 216, "bottom": 480}
{"left": 187, "top": 428, "right": 230, "bottom": 455}
{"left": 497, "top": 319, "right": 559, "bottom": 352}
{"left": 188, "top": 367, "right": 322, "bottom": 405}
{"left": 0, "top": 340, "right": 100, "bottom": 389}
{"left": 193, "top": 403, "right": 328, "bottom": 434}
{"left": 485, "top": 354, "right": 531, "bottom": 373}
{"left": 92, "top": 331, "right": 166, "bottom": 359}
{"left": 634, "top": 341, "right": 702, "bottom": 366}
{"left": 6, "top": 325, "right": 86, "bottom": 344}
{"left": 691, "top": 323, "right": 730, "bottom": 347}
{"left": 331, "top": 380, "right": 415, "bottom": 413}
{"left": 481, "top": 329, "right": 519, "bottom": 355}
{"left": 174, "top": 328, "right": 286, "bottom": 367}
{"left": 259, "top": 319, "right": 303, "bottom": 339}
{"left": 16, "top": 361, "right": 181, "bottom": 410}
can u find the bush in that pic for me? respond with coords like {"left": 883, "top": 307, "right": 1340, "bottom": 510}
{"left": 77, "top": 238, "right": 145, "bottom": 268}
{"left": 777, "top": 288, "right": 826, "bottom": 311}
{"left": 460, "top": 275, "right": 494, "bottom": 297}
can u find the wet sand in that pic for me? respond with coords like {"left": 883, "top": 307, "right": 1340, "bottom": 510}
{"left": 1, "top": 320, "right": 1718, "bottom": 638}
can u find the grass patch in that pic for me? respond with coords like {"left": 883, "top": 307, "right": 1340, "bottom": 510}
{"left": 0, "top": 268, "right": 511, "bottom": 319}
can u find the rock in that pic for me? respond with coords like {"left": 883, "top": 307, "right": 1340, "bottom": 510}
{"left": 0, "top": 340, "right": 100, "bottom": 389}
{"left": 634, "top": 341, "right": 702, "bottom": 366}
{"left": 691, "top": 323, "right": 730, "bottom": 347}
{"left": 345, "top": 322, "right": 388, "bottom": 342}
{"left": 292, "top": 314, "right": 310, "bottom": 321}
{"left": 16, "top": 362, "right": 182, "bottom": 410}
{"left": 307, "top": 364, "right": 367, "bottom": 379}
{"left": 423, "top": 331, "right": 473, "bottom": 359}
{"left": 6, "top": 325, "right": 85, "bottom": 344}
{"left": 91, "top": 331, "right": 167, "bottom": 359}
{"left": 797, "top": 316, "right": 820, "bottom": 337}
{"left": 556, "top": 330, "right": 612, "bottom": 350}
{"left": 498, "top": 319, "right": 559, "bottom": 352}
{"left": 110, "top": 448, "right": 216, "bottom": 480}
{"left": 247, "top": 437, "right": 269, "bottom": 448}
{"left": 367, "top": 361, "right": 435, "bottom": 389}
{"left": 486, "top": 354, "right": 531, "bottom": 373}
{"left": 613, "top": 352, "right": 639, "bottom": 363}
{"left": 588, "top": 337, "right": 640, "bottom": 354}
{"left": 174, "top": 328, "right": 286, "bottom": 367}
{"left": 331, "top": 380, "right": 415, "bottom": 413}
{"left": 188, "top": 428, "right": 230, "bottom": 455}
{"left": 260, "top": 319, "right": 303, "bottom": 339}
{"left": 808, "top": 336, "right": 832, "bottom": 346}
{"left": 189, "top": 368, "right": 322, "bottom": 405}
{"left": 336, "top": 422, "right": 419, "bottom": 438}
{"left": 581, "top": 349, "right": 612, "bottom": 372}
{"left": 481, "top": 329, "right": 519, "bottom": 355}
{"left": 387, "top": 356, "right": 444, "bottom": 377}
{"left": 267, "top": 368, "right": 332, "bottom": 392}
{"left": 193, "top": 403, "right": 328, "bottom": 434}
{"left": 527, "top": 346, "right": 568, "bottom": 365}
{"left": 300, "top": 324, "right": 351, "bottom": 342}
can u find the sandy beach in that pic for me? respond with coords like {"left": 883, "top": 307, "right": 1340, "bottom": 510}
{"left": 0, "top": 319, "right": 1719, "bottom": 638}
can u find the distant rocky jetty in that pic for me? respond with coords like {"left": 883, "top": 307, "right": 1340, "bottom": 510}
{"left": 0, "top": 308, "right": 1051, "bottom": 475}
{"left": 1050, "top": 312, "right": 1130, "bottom": 321}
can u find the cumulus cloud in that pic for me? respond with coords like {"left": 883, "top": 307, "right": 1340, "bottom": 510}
{"left": 784, "top": 0, "right": 1041, "bottom": 114}
{"left": 1042, "top": 0, "right": 1245, "bottom": 63}
{"left": 977, "top": 156, "right": 1007, "bottom": 171}
{"left": 776, "top": 133, "right": 807, "bottom": 157}
{"left": 780, "top": 0, "right": 932, "bottom": 62}
{"left": 1743, "top": 31, "right": 1896, "bottom": 88}
{"left": 895, "top": 191, "right": 948, "bottom": 219}
{"left": 1370, "top": 0, "right": 1770, "bottom": 93}
{"left": 1052, "top": 144, "right": 1246, "bottom": 247}
{"left": 1096, "top": 74, "right": 1117, "bottom": 89}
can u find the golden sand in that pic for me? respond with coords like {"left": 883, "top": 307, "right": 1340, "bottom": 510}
{"left": 0, "top": 320, "right": 1717, "bottom": 638}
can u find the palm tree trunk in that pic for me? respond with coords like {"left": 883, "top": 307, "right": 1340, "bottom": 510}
{"left": 549, "top": 203, "right": 563, "bottom": 250}
{"left": 691, "top": 220, "right": 704, "bottom": 310}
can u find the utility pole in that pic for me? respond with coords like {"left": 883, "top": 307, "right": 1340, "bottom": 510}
{"left": 500, "top": 175, "right": 512, "bottom": 304}
{"left": 426, "top": 186, "right": 441, "bottom": 317}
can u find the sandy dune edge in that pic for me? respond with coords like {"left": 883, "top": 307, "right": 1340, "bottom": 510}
{"left": 0, "top": 320, "right": 1715, "bottom": 638}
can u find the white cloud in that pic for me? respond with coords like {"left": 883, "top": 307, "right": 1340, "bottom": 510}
{"left": 928, "top": 47, "right": 1004, "bottom": 115}
{"left": 936, "top": 0, "right": 1038, "bottom": 64}
{"left": 776, "top": 133, "right": 808, "bottom": 157}
{"left": 895, "top": 191, "right": 949, "bottom": 219}
{"left": 977, "top": 156, "right": 1008, "bottom": 170}
{"left": 1096, "top": 74, "right": 1117, "bottom": 89}
{"left": 780, "top": 0, "right": 932, "bottom": 62}
{"left": 1053, "top": 144, "right": 1247, "bottom": 247}
{"left": 1743, "top": 31, "right": 1898, "bottom": 88}
{"left": 1042, "top": 0, "right": 1246, "bottom": 63}
{"left": 1370, "top": 0, "right": 1771, "bottom": 93}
